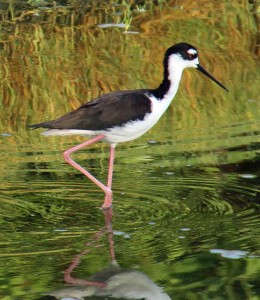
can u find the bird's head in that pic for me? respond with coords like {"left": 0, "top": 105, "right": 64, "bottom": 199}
{"left": 165, "top": 42, "right": 228, "bottom": 91}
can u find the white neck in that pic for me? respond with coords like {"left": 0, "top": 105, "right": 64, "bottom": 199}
{"left": 161, "top": 53, "right": 199, "bottom": 100}
{"left": 165, "top": 54, "right": 186, "bottom": 98}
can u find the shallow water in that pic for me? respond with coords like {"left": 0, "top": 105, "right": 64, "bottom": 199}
{"left": 0, "top": 1, "right": 259, "bottom": 299}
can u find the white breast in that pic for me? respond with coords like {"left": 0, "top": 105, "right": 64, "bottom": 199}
{"left": 102, "top": 92, "right": 175, "bottom": 144}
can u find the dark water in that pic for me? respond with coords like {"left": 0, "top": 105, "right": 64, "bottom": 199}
{"left": 0, "top": 1, "right": 259, "bottom": 299}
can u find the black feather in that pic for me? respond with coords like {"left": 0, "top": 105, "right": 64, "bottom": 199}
{"left": 29, "top": 89, "right": 152, "bottom": 131}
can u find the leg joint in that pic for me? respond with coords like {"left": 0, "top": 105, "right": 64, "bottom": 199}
{"left": 63, "top": 150, "right": 70, "bottom": 162}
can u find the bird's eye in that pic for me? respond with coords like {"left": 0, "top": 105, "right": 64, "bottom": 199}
{"left": 187, "top": 52, "right": 197, "bottom": 60}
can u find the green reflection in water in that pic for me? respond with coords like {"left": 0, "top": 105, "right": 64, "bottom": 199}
{"left": 0, "top": 0, "right": 259, "bottom": 299}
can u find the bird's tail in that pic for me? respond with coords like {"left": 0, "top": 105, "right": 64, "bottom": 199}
{"left": 28, "top": 121, "right": 54, "bottom": 129}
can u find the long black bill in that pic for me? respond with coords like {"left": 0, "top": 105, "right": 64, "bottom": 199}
{"left": 197, "top": 64, "right": 229, "bottom": 92}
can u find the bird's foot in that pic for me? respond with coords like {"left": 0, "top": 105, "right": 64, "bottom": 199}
{"left": 101, "top": 190, "right": 113, "bottom": 210}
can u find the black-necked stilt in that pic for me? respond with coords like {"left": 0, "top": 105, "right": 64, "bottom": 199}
{"left": 29, "top": 42, "right": 228, "bottom": 209}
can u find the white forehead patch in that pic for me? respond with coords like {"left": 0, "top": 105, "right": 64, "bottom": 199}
{"left": 187, "top": 49, "right": 197, "bottom": 55}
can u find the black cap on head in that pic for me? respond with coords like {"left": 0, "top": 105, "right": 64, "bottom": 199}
{"left": 165, "top": 42, "right": 198, "bottom": 60}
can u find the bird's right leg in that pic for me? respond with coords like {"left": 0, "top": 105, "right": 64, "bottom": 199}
{"left": 63, "top": 134, "right": 113, "bottom": 208}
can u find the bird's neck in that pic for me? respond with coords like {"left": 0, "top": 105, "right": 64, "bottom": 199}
{"left": 152, "top": 55, "right": 185, "bottom": 101}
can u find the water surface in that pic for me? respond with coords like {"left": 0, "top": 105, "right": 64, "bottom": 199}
{"left": 0, "top": 1, "right": 259, "bottom": 299}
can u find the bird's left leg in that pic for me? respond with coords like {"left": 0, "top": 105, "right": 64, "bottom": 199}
{"left": 102, "top": 145, "right": 115, "bottom": 209}
{"left": 63, "top": 134, "right": 113, "bottom": 208}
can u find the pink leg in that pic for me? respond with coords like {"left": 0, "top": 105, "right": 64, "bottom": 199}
{"left": 63, "top": 134, "right": 114, "bottom": 208}
{"left": 102, "top": 145, "right": 115, "bottom": 209}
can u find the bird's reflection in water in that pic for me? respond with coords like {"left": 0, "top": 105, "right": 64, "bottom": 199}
{"left": 45, "top": 208, "right": 171, "bottom": 300}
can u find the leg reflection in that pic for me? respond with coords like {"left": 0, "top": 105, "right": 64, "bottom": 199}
{"left": 45, "top": 207, "right": 171, "bottom": 299}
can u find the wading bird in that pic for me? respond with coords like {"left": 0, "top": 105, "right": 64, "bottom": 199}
{"left": 29, "top": 43, "right": 228, "bottom": 209}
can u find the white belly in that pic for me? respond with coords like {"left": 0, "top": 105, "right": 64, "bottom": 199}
{"left": 42, "top": 93, "right": 175, "bottom": 145}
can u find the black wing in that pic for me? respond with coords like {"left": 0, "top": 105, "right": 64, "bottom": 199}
{"left": 29, "top": 89, "right": 152, "bottom": 131}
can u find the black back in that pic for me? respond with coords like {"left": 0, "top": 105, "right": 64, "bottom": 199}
{"left": 29, "top": 89, "right": 152, "bottom": 131}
